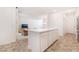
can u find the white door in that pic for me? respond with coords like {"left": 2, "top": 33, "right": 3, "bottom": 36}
{"left": 63, "top": 14, "right": 76, "bottom": 34}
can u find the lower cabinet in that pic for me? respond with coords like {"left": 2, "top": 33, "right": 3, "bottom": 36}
{"left": 48, "top": 30, "right": 58, "bottom": 46}
{"left": 40, "top": 32, "right": 48, "bottom": 52}
{"left": 48, "top": 31, "right": 53, "bottom": 46}
{"left": 40, "top": 30, "right": 58, "bottom": 52}
{"left": 29, "top": 30, "right": 58, "bottom": 52}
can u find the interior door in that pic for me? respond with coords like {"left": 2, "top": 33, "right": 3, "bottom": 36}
{"left": 64, "top": 14, "right": 76, "bottom": 34}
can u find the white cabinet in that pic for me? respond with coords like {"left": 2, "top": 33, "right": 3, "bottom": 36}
{"left": 48, "top": 30, "right": 58, "bottom": 46}
{"left": 48, "top": 31, "right": 54, "bottom": 46}
{"left": 28, "top": 28, "right": 58, "bottom": 52}
{"left": 28, "top": 32, "right": 40, "bottom": 52}
{"left": 40, "top": 32, "right": 48, "bottom": 52}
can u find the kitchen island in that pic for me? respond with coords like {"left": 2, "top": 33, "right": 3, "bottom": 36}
{"left": 28, "top": 27, "right": 58, "bottom": 52}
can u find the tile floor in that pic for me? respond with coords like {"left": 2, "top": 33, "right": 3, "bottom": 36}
{"left": 0, "top": 33, "right": 79, "bottom": 52}
{"left": 0, "top": 39, "right": 31, "bottom": 52}
{"left": 46, "top": 34, "right": 79, "bottom": 52}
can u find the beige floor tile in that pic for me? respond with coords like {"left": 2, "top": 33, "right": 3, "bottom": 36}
{"left": 0, "top": 33, "right": 79, "bottom": 52}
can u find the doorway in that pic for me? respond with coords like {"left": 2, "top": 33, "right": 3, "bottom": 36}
{"left": 63, "top": 11, "right": 76, "bottom": 35}
{"left": 16, "top": 7, "right": 29, "bottom": 52}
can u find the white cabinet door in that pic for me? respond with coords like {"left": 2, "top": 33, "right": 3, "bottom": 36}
{"left": 28, "top": 32, "right": 40, "bottom": 52}
{"left": 48, "top": 30, "right": 58, "bottom": 46}
{"left": 52, "top": 30, "right": 58, "bottom": 42}
{"left": 40, "top": 32, "right": 48, "bottom": 52}
{"left": 48, "top": 31, "right": 53, "bottom": 46}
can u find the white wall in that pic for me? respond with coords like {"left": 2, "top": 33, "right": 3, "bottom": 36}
{"left": 40, "top": 15, "right": 48, "bottom": 28}
{"left": 48, "top": 13, "right": 57, "bottom": 28}
{"left": 57, "top": 13, "right": 64, "bottom": 36}
{"left": 48, "top": 9, "right": 78, "bottom": 37}
{"left": 19, "top": 13, "right": 30, "bottom": 25}
{"left": 0, "top": 7, "right": 16, "bottom": 45}
{"left": 48, "top": 12, "right": 64, "bottom": 36}
{"left": 63, "top": 10, "right": 77, "bottom": 34}
{"left": 19, "top": 13, "right": 48, "bottom": 29}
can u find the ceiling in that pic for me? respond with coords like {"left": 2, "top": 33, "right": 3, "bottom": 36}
{"left": 18, "top": 7, "right": 78, "bottom": 16}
